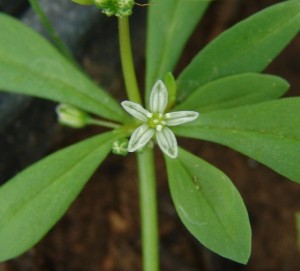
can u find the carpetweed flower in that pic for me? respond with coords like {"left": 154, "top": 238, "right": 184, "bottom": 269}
{"left": 121, "top": 80, "right": 199, "bottom": 158}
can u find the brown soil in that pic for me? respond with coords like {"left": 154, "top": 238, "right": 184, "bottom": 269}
{"left": 2, "top": 1, "right": 300, "bottom": 270}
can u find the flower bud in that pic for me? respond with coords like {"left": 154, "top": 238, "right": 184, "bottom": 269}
{"left": 112, "top": 138, "right": 129, "bottom": 156}
{"left": 56, "top": 104, "right": 89, "bottom": 129}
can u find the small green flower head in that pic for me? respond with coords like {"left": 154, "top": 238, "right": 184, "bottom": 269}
{"left": 56, "top": 104, "right": 89, "bottom": 129}
{"left": 95, "top": 0, "right": 135, "bottom": 17}
{"left": 72, "top": 0, "right": 134, "bottom": 17}
{"left": 72, "top": 0, "right": 94, "bottom": 5}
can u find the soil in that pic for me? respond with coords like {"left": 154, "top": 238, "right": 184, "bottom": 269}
{"left": 1, "top": 1, "right": 300, "bottom": 270}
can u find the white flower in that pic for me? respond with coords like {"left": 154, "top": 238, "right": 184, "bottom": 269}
{"left": 121, "top": 80, "right": 199, "bottom": 158}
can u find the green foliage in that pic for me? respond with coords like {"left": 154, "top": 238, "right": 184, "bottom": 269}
{"left": 0, "top": 13, "right": 127, "bottom": 123}
{"left": 177, "top": 0, "right": 300, "bottom": 102}
{"left": 1, "top": 0, "right": 300, "bottom": 265}
{"left": 174, "top": 73, "right": 289, "bottom": 112}
{"left": 0, "top": 131, "right": 125, "bottom": 261}
{"left": 72, "top": 0, "right": 94, "bottom": 5}
{"left": 173, "top": 98, "right": 300, "bottom": 183}
{"left": 165, "top": 148, "right": 251, "bottom": 263}
{"left": 145, "top": 0, "right": 211, "bottom": 104}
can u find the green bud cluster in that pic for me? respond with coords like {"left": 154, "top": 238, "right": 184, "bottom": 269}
{"left": 112, "top": 138, "right": 129, "bottom": 156}
{"left": 95, "top": 0, "right": 135, "bottom": 17}
{"left": 72, "top": 0, "right": 134, "bottom": 17}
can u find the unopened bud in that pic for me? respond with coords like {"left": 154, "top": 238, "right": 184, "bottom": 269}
{"left": 112, "top": 138, "right": 129, "bottom": 156}
{"left": 56, "top": 104, "right": 89, "bottom": 129}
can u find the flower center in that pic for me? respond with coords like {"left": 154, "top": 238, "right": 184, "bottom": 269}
{"left": 148, "top": 113, "right": 166, "bottom": 131}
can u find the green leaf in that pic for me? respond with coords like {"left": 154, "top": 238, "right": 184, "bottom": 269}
{"left": 0, "top": 130, "right": 125, "bottom": 261}
{"left": 146, "top": 0, "right": 211, "bottom": 104}
{"left": 174, "top": 73, "right": 289, "bottom": 113}
{"left": 173, "top": 98, "right": 300, "bottom": 183}
{"left": 165, "top": 148, "right": 251, "bottom": 263}
{"left": 0, "top": 13, "right": 126, "bottom": 123}
{"left": 177, "top": 0, "right": 300, "bottom": 102}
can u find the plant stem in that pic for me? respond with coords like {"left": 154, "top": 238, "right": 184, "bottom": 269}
{"left": 137, "top": 148, "right": 159, "bottom": 271}
{"left": 28, "top": 0, "right": 78, "bottom": 66}
{"left": 87, "top": 118, "right": 121, "bottom": 129}
{"left": 118, "top": 17, "right": 142, "bottom": 104}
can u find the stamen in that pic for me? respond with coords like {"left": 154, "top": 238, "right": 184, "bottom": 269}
{"left": 156, "top": 125, "right": 163, "bottom": 132}
{"left": 146, "top": 112, "right": 153, "bottom": 118}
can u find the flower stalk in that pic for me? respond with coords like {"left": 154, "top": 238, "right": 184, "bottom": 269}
{"left": 118, "top": 16, "right": 142, "bottom": 104}
{"left": 118, "top": 15, "right": 160, "bottom": 271}
{"left": 137, "top": 147, "right": 159, "bottom": 271}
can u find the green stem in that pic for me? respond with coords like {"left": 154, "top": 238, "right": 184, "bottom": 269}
{"left": 28, "top": 0, "right": 78, "bottom": 66}
{"left": 118, "top": 17, "right": 142, "bottom": 104}
{"left": 137, "top": 148, "right": 160, "bottom": 271}
{"left": 87, "top": 118, "right": 121, "bottom": 129}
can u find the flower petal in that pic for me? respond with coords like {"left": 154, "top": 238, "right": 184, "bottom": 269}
{"left": 156, "top": 127, "right": 178, "bottom": 158}
{"left": 150, "top": 80, "right": 168, "bottom": 113}
{"left": 121, "top": 101, "right": 152, "bottom": 122}
{"left": 165, "top": 111, "right": 199, "bottom": 126}
{"left": 128, "top": 124, "right": 155, "bottom": 152}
